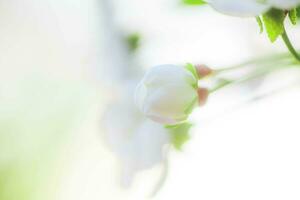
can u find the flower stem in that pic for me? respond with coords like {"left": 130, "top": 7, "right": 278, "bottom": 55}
{"left": 281, "top": 27, "right": 300, "bottom": 63}
{"left": 214, "top": 53, "right": 291, "bottom": 74}
{"left": 150, "top": 156, "right": 169, "bottom": 197}
{"left": 209, "top": 61, "right": 299, "bottom": 94}
{"left": 209, "top": 79, "right": 233, "bottom": 93}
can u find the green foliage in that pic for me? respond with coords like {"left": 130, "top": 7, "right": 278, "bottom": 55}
{"left": 126, "top": 33, "right": 140, "bottom": 52}
{"left": 297, "top": 6, "right": 300, "bottom": 19}
{"left": 182, "top": 0, "right": 206, "bottom": 6}
{"left": 167, "top": 122, "right": 192, "bottom": 150}
{"left": 288, "top": 8, "right": 297, "bottom": 25}
{"left": 256, "top": 16, "right": 264, "bottom": 33}
{"left": 0, "top": 78, "right": 94, "bottom": 200}
{"left": 262, "top": 9, "right": 286, "bottom": 42}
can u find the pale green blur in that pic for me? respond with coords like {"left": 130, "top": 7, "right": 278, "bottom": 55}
{"left": 0, "top": 78, "right": 94, "bottom": 200}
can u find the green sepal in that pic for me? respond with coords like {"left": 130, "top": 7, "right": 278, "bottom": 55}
{"left": 184, "top": 97, "right": 198, "bottom": 115}
{"left": 262, "top": 8, "right": 286, "bottom": 42}
{"left": 182, "top": 0, "right": 206, "bottom": 6}
{"left": 256, "top": 16, "right": 264, "bottom": 34}
{"left": 288, "top": 8, "right": 297, "bottom": 25}
{"left": 185, "top": 63, "right": 200, "bottom": 80}
{"left": 166, "top": 122, "right": 193, "bottom": 150}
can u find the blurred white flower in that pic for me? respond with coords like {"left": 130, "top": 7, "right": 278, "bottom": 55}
{"left": 268, "top": 0, "right": 300, "bottom": 9}
{"left": 118, "top": 119, "right": 170, "bottom": 187}
{"left": 206, "top": 0, "right": 269, "bottom": 17}
{"left": 135, "top": 64, "right": 199, "bottom": 125}
{"left": 102, "top": 83, "right": 170, "bottom": 187}
{"left": 206, "top": 0, "right": 300, "bottom": 17}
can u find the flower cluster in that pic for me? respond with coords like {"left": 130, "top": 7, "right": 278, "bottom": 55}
{"left": 103, "top": 80, "right": 194, "bottom": 187}
{"left": 103, "top": 0, "right": 300, "bottom": 193}
{"left": 101, "top": 6, "right": 202, "bottom": 186}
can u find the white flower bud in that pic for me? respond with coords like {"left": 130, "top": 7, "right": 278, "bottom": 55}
{"left": 135, "top": 64, "right": 199, "bottom": 125}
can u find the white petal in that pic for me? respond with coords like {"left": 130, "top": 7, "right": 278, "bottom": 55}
{"left": 102, "top": 100, "right": 142, "bottom": 153}
{"left": 143, "top": 82, "right": 197, "bottom": 124}
{"left": 102, "top": 81, "right": 143, "bottom": 153}
{"left": 120, "top": 120, "right": 170, "bottom": 170}
{"left": 134, "top": 81, "right": 148, "bottom": 112}
{"left": 120, "top": 161, "right": 136, "bottom": 188}
{"left": 268, "top": 0, "right": 300, "bottom": 9}
{"left": 133, "top": 120, "right": 170, "bottom": 169}
{"left": 143, "top": 64, "right": 197, "bottom": 87}
{"left": 207, "top": 0, "right": 270, "bottom": 17}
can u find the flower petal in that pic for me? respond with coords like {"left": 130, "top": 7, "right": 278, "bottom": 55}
{"left": 143, "top": 64, "right": 197, "bottom": 87}
{"left": 207, "top": 0, "right": 270, "bottom": 17}
{"left": 268, "top": 0, "right": 300, "bottom": 9}
{"left": 143, "top": 83, "right": 197, "bottom": 124}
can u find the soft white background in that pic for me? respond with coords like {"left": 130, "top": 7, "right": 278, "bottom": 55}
{"left": 1, "top": 0, "right": 300, "bottom": 199}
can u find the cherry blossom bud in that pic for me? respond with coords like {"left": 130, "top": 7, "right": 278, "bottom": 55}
{"left": 197, "top": 88, "right": 209, "bottom": 106}
{"left": 135, "top": 64, "right": 199, "bottom": 125}
{"left": 195, "top": 65, "right": 213, "bottom": 78}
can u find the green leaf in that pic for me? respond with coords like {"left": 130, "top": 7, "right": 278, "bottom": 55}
{"left": 126, "top": 33, "right": 140, "bottom": 52}
{"left": 182, "top": 0, "right": 206, "bottom": 6}
{"left": 289, "top": 8, "right": 297, "bottom": 25}
{"left": 168, "top": 122, "right": 192, "bottom": 150}
{"left": 262, "top": 9, "right": 286, "bottom": 42}
{"left": 256, "top": 16, "right": 264, "bottom": 34}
